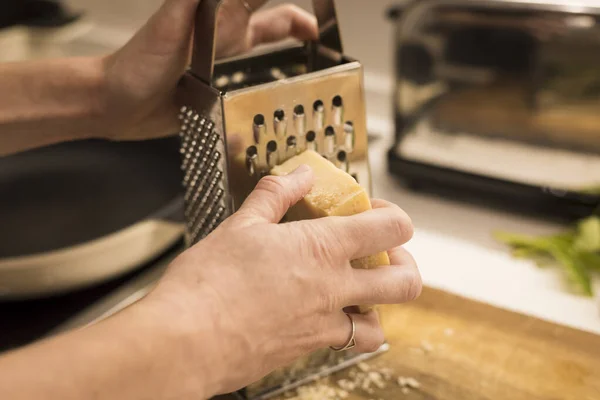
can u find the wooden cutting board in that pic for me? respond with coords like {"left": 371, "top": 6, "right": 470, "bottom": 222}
{"left": 276, "top": 287, "right": 600, "bottom": 400}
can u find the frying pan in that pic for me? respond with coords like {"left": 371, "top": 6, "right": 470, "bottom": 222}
{"left": 0, "top": 137, "right": 185, "bottom": 300}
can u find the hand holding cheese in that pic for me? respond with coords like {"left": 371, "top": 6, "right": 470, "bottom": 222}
{"left": 271, "top": 150, "right": 393, "bottom": 312}
{"left": 0, "top": 162, "right": 420, "bottom": 400}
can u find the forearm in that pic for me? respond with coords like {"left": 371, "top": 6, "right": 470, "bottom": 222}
{"left": 0, "top": 57, "right": 107, "bottom": 156}
{"left": 0, "top": 300, "right": 222, "bottom": 400}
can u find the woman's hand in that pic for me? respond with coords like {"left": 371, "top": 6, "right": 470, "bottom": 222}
{"left": 145, "top": 165, "right": 421, "bottom": 397}
{"left": 99, "top": 0, "right": 318, "bottom": 142}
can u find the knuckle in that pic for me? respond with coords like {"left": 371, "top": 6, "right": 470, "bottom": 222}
{"left": 280, "top": 3, "right": 301, "bottom": 16}
{"left": 362, "top": 327, "right": 385, "bottom": 353}
{"left": 402, "top": 269, "right": 423, "bottom": 302}
{"left": 389, "top": 209, "right": 414, "bottom": 243}
{"left": 256, "top": 175, "right": 287, "bottom": 196}
{"left": 318, "top": 286, "right": 339, "bottom": 314}
{"left": 305, "top": 221, "right": 346, "bottom": 262}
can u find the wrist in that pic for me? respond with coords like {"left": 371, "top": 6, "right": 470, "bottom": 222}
{"left": 47, "top": 55, "right": 111, "bottom": 141}
{"left": 136, "top": 288, "right": 229, "bottom": 398}
{"left": 85, "top": 55, "right": 112, "bottom": 140}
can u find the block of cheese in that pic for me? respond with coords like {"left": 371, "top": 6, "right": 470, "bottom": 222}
{"left": 271, "top": 150, "right": 390, "bottom": 313}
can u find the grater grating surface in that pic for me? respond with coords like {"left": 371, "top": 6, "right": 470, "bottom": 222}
{"left": 178, "top": 107, "right": 228, "bottom": 246}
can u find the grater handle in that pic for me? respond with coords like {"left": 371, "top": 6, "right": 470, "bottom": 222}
{"left": 191, "top": 0, "right": 344, "bottom": 84}
{"left": 312, "top": 0, "right": 343, "bottom": 55}
{"left": 191, "top": 0, "right": 221, "bottom": 84}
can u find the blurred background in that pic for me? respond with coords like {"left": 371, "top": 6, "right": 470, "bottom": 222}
{"left": 1, "top": 0, "right": 599, "bottom": 380}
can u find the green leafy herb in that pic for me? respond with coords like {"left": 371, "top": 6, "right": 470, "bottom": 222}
{"left": 573, "top": 216, "right": 600, "bottom": 253}
{"left": 494, "top": 215, "right": 600, "bottom": 297}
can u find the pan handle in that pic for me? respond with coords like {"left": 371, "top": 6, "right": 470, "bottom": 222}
{"left": 190, "top": 0, "right": 344, "bottom": 84}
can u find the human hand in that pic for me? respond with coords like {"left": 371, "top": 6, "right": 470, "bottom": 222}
{"left": 144, "top": 165, "right": 421, "bottom": 397}
{"left": 98, "top": 0, "right": 318, "bottom": 142}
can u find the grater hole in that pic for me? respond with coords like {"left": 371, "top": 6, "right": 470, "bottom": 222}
{"left": 313, "top": 100, "right": 324, "bottom": 112}
{"left": 287, "top": 136, "right": 297, "bottom": 147}
{"left": 325, "top": 126, "right": 335, "bottom": 136}
{"left": 332, "top": 95, "right": 343, "bottom": 107}
{"left": 294, "top": 104, "right": 305, "bottom": 116}
{"left": 267, "top": 140, "right": 278, "bottom": 153}
{"left": 337, "top": 150, "right": 347, "bottom": 162}
{"left": 306, "top": 131, "right": 316, "bottom": 143}
{"left": 267, "top": 140, "right": 279, "bottom": 168}
{"left": 274, "top": 109, "right": 285, "bottom": 121}
{"left": 254, "top": 114, "right": 265, "bottom": 126}
{"left": 344, "top": 121, "right": 355, "bottom": 152}
{"left": 246, "top": 146, "right": 258, "bottom": 158}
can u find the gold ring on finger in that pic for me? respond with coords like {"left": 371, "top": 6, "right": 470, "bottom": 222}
{"left": 330, "top": 313, "right": 356, "bottom": 352}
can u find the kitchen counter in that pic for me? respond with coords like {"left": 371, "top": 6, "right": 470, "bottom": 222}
{"left": 367, "top": 122, "right": 600, "bottom": 336}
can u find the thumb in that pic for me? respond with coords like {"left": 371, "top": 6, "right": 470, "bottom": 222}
{"left": 235, "top": 165, "right": 314, "bottom": 224}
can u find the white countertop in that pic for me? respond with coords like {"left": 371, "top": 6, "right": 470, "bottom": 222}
{"left": 367, "top": 120, "right": 600, "bottom": 336}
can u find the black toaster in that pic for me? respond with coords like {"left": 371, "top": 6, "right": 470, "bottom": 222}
{"left": 387, "top": 0, "right": 600, "bottom": 220}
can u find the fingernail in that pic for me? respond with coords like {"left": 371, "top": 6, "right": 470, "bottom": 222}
{"left": 291, "top": 164, "right": 311, "bottom": 175}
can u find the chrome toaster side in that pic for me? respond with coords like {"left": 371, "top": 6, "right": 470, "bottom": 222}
{"left": 387, "top": 0, "right": 600, "bottom": 219}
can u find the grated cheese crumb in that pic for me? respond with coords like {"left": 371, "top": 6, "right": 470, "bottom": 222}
{"left": 421, "top": 340, "right": 434, "bottom": 353}
{"left": 409, "top": 347, "right": 425, "bottom": 355}
{"left": 336, "top": 379, "right": 356, "bottom": 392}
{"left": 358, "top": 362, "right": 371, "bottom": 372}
{"left": 405, "top": 377, "right": 421, "bottom": 389}
{"left": 368, "top": 371, "right": 386, "bottom": 389}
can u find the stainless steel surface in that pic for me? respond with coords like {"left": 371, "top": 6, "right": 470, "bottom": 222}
{"left": 273, "top": 109, "right": 287, "bottom": 138}
{"left": 192, "top": 0, "right": 221, "bottom": 83}
{"left": 224, "top": 60, "right": 371, "bottom": 198}
{"left": 313, "top": 0, "right": 344, "bottom": 54}
{"left": 179, "top": 106, "right": 229, "bottom": 245}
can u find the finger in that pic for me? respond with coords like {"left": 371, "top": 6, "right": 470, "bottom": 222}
{"left": 313, "top": 203, "right": 414, "bottom": 261}
{"left": 370, "top": 198, "right": 400, "bottom": 210}
{"left": 248, "top": 4, "right": 319, "bottom": 48}
{"left": 346, "top": 247, "right": 422, "bottom": 307}
{"left": 326, "top": 311, "right": 384, "bottom": 354}
{"left": 235, "top": 165, "right": 314, "bottom": 224}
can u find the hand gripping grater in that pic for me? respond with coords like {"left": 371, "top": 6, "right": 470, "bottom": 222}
{"left": 177, "top": 0, "right": 388, "bottom": 398}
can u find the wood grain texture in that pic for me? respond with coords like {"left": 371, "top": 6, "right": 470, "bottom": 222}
{"left": 277, "top": 287, "right": 600, "bottom": 400}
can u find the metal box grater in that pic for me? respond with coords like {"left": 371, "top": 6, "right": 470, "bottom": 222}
{"left": 177, "top": 0, "right": 388, "bottom": 398}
